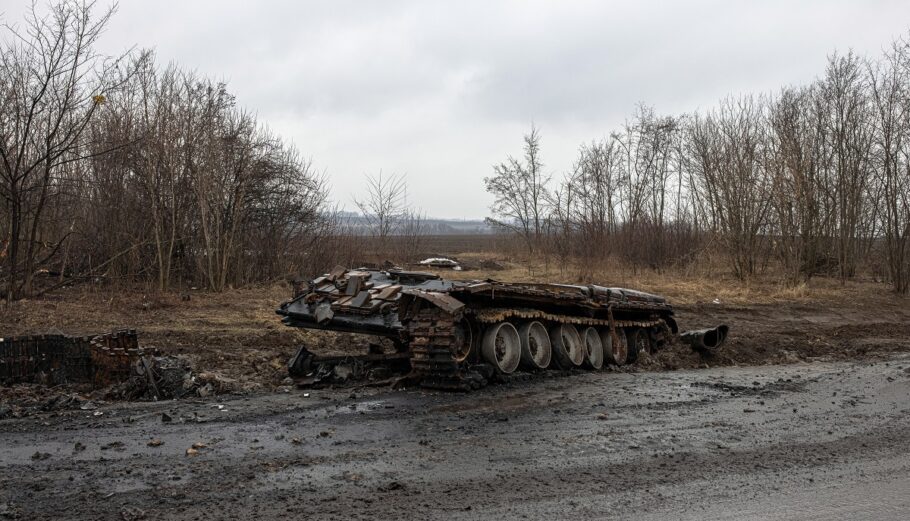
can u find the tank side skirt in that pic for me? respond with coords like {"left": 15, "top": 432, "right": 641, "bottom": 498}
{"left": 470, "top": 307, "right": 664, "bottom": 329}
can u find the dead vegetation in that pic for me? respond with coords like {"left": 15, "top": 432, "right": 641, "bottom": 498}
{"left": 484, "top": 39, "right": 910, "bottom": 294}
{"left": 0, "top": 282, "right": 376, "bottom": 390}
{"left": 431, "top": 249, "right": 905, "bottom": 307}
{"left": 2, "top": 2, "right": 909, "bottom": 406}
{"left": 3, "top": 250, "right": 908, "bottom": 395}
{"left": 3, "top": 2, "right": 910, "bottom": 307}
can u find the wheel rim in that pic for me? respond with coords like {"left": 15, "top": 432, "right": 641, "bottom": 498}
{"left": 549, "top": 324, "right": 583, "bottom": 367}
{"left": 565, "top": 325, "right": 583, "bottom": 365}
{"left": 613, "top": 334, "right": 628, "bottom": 363}
{"left": 452, "top": 321, "right": 473, "bottom": 362}
{"left": 495, "top": 332, "right": 508, "bottom": 362}
{"left": 519, "top": 321, "right": 552, "bottom": 369}
{"left": 583, "top": 327, "right": 603, "bottom": 369}
{"left": 481, "top": 322, "right": 520, "bottom": 373}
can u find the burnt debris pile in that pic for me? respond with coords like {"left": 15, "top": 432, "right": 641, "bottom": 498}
{"left": 0, "top": 330, "right": 146, "bottom": 387}
{"left": 0, "top": 330, "right": 232, "bottom": 406}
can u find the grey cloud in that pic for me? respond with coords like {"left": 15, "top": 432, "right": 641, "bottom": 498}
{"left": 3, "top": 0, "right": 909, "bottom": 218}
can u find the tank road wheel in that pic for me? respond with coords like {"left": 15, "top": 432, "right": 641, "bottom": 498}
{"left": 452, "top": 319, "right": 474, "bottom": 363}
{"left": 581, "top": 327, "right": 604, "bottom": 369}
{"left": 625, "top": 327, "right": 652, "bottom": 364}
{"left": 518, "top": 321, "right": 552, "bottom": 370}
{"left": 549, "top": 324, "right": 584, "bottom": 368}
{"left": 599, "top": 328, "right": 629, "bottom": 366}
{"left": 481, "top": 322, "right": 521, "bottom": 374}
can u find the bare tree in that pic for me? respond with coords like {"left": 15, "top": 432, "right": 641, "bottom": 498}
{"left": 131, "top": 62, "right": 198, "bottom": 290}
{"left": 353, "top": 171, "right": 409, "bottom": 259}
{"left": 398, "top": 209, "right": 426, "bottom": 262}
{"left": 687, "top": 96, "right": 773, "bottom": 279}
{"left": 548, "top": 174, "right": 578, "bottom": 275}
{"left": 767, "top": 86, "right": 826, "bottom": 283}
{"left": 192, "top": 102, "right": 259, "bottom": 291}
{"left": 559, "top": 139, "right": 615, "bottom": 268}
{"left": 242, "top": 144, "right": 329, "bottom": 283}
{"left": 819, "top": 51, "right": 874, "bottom": 282}
{"left": 0, "top": 1, "right": 129, "bottom": 298}
{"left": 869, "top": 38, "right": 910, "bottom": 292}
{"left": 610, "top": 106, "right": 679, "bottom": 267}
{"left": 484, "top": 124, "right": 550, "bottom": 254}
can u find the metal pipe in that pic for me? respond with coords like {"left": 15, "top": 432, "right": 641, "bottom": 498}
{"left": 679, "top": 325, "right": 729, "bottom": 354}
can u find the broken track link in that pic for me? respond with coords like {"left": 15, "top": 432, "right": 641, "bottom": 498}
{"left": 0, "top": 330, "right": 146, "bottom": 386}
{"left": 407, "top": 307, "right": 487, "bottom": 392}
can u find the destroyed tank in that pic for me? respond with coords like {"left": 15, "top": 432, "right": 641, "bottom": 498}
{"left": 277, "top": 266, "right": 728, "bottom": 390}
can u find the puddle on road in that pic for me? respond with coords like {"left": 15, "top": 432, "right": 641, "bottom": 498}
{"left": 338, "top": 400, "right": 388, "bottom": 414}
{"left": 305, "top": 400, "right": 390, "bottom": 419}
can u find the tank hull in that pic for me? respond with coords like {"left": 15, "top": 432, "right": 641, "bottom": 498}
{"left": 277, "top": 267, "right": 724, "bottom": 389}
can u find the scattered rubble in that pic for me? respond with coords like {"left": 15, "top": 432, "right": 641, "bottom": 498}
{"left": 0, "top": 330, "right": 146, "bottom": 386}
{"left": 287, "top": 346, "right": 410, "bottom": 388}
{"left": 0, "top": 330, "right": 236, "bottom": 418}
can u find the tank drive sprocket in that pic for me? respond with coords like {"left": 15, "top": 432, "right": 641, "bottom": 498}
{"left": 407, "top": 307, "right": 486, "bottom": 391}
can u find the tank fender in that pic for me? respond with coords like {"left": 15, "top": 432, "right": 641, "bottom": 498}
{"left": 401, "top": 289, "right": 465, "bottom": 315}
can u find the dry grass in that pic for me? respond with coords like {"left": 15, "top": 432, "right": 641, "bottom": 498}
{"left": 437, "top": 252, "right": 907, "bottom": 308}
{"left": 1, "top": 283, "right": 314, "bottom": 389}
{"left": 3, "top": 283, "right": 293, "bottom": 339}
{"left": 3, "top": 248, "right": 908, "bottom": 389}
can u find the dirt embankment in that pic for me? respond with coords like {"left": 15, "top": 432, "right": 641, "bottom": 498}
{"left": 636, "top": 299, "right": 910, "bottom": 371}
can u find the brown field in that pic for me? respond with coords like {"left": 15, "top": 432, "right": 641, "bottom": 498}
{"left": 3, "top": 244, "right": 909, "bottom": 391}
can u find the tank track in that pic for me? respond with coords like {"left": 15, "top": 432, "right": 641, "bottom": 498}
{"left": 407, "top": 307, "right": 486, "bottom": 391}
{"left": 0, "top": 330, "right": 145, "bottom": 386}
{"left": 471, "top": 307, "right": 664, "bottom": 329}
{"left": 407, "top": 306, "right": 671, "bottom": 390}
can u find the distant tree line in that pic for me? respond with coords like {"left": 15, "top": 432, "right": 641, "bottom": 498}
{"left": 0, "top": 1, "right": 338, "bottom": 299}
{"left": 487, "top": 35, "right": 910, "bottom": 293}
{"left": 353, "top": 171, "right": 427, "bottom": 262}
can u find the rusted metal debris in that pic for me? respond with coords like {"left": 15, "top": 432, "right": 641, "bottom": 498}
{"left": 278, "top": 266, "right": 730, "bottom": 391}
{"left": 0, "top": 331, "right": 226, "bottom": 402}
{"left": 0, "top": 330, "right": 148, "bottom": 387}
{"left": 680, "top": 325, "right": 730, "bottom": 354}
{"left": 287, "top": 346, "right": 409, "bottom": 388}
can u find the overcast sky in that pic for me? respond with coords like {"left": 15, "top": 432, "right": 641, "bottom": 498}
{"left": 6, "top": 1, "right": 910, "bottom": 218}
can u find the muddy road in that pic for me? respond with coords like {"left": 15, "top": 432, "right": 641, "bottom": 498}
{"left": 2, "top": 356, "right": 910, "bottom": 520}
